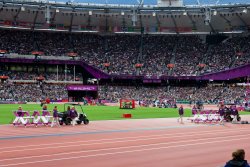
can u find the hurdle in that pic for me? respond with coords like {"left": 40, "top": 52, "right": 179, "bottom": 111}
{"left": 188, "top": 110, "right": 221, "bottom": 124}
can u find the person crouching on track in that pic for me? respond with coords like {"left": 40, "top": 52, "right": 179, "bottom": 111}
{"left": 177, "top": 105, "right": 184, "bottom": 124}
{"left": 231, "top": 105, "right": 239, "bottom": 123}
{"left": 14, "top": 105, "right": 28, "bottom": 126}
{"left": 224, "top": 149, "right": 250, "bottom": 167}
{"left": 17, "top": 106, "right": 23, "bottom": 117}
{"left": 41, "top": 104, "right": 50, "bottom": 125}
{"left": 51, "top": 106, "right": 60, "bottom": 127}
{"left": 218, "top": 106, "right": 225, "bottom": 125}
{"left": 69, "top": 106, "right": 78, "bottom": 126}
{"left": 42, "top": 104, "right": 48, "bottom": 112}
{"left": 192, "top": 105, "right": 197, "bottom": 115}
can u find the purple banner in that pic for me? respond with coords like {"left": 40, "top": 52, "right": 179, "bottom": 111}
{"left": 143, "top": 79, "right": 161, "bottom": 83}
{"left": 201, "top": 64, "right": 250, "bottom": 80}
{"left": 67, "top": 85, "right": 98, "bottom": 91}
{"left": 1, "top": 58, "right": 249, "bottom": 81}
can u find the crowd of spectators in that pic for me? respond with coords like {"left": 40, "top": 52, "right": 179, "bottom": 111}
{"left": 200, "top": 36, "right": 250, "bottom": 74}
{"left": 0, "top": 30, "right": 249, "bottom": 77}
{"left": 1, "top": 70, "right": 82, "bottom": 81}
{"left": 98, "top": 85, "right": 247, "bottom": 106}
{"left": 0, "top": 78, "right": 246, "bottom": 104}
{"left": 173, "top": 36, "right": 207, "bottom": 76}
{"left": 0, "top": 30, "right": 249, "bottom": 103}
{"left": 0, "top": 82, "right": 67, "bottom": 102}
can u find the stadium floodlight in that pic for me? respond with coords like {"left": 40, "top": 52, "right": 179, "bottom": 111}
{"left": 89, "top": 10, "right": 92, "bottom": 15}
{"left": 196, "top": 0, "right": 200, "bottom": 6}
{"left": 213, "top": 10, "right": 217, "bottom": 16}
{"left": 132, "top": 8, "right": 137, "bottom": 27}
{"left": 243, "top": 8, "right": 247, "bottom": 13}
{"left": 204, "top": 7, "right": 211, "bottom": 26}
{"left": 183, "top": 11, "right": 187, "bottom": 16}
{"left": 121, "top": 11, "right": 124, "bottom": 15}
{"left": 152, "top": 12, "right": 156, "bottom": 17}
{"left": 137, "top": 0, "right": 144, "bottom": 8}
{"left": 45, "top": 5, "right": 51, "bottom": 24}
{"left": 21, "top": 6, "right": 25, "bottom": 12}
{"left": 56, "top": 8, "right": 59, "bottom": 13}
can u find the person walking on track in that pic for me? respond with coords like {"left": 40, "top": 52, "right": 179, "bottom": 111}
{"left": 218, "top": 105, "right": 225, "bottom": 125}
{"left": 177, "top": 105, "right": 184, "bottom": 124}
{"left": 51, "top": 106, "right": 60, "bottom": 127}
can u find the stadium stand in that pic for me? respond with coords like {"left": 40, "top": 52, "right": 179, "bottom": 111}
{"left": 0, "top": 82, "right": 67, "bottom": 102}
{"left": 0, "top": 0, "right": 249, "bottom": 105}
{"left": 98, "top": 85, "right": 246, "bottom": 105}
{"left": 0, "top": 30, "right": 249, "bottom": 76}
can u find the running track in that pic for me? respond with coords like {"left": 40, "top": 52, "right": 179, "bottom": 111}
{"left": 1, "top": 116, "right": 250, "bottom": 167}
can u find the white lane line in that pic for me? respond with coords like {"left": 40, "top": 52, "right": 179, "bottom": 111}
{"left": 0, "top": 126, "right": 248, "bottom": 151}
{"left": 1, "top": 135, "right": 249, "bottom": 167}
{"left": 1, "top": 132, "right": 250, "bottom": 162}
{"left": 1, "top": 127, "right": 250, "bottom": 153}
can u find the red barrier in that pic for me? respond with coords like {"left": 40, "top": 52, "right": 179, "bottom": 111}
{"left": 123, "top": 113, "right": 132, "bottom": 118}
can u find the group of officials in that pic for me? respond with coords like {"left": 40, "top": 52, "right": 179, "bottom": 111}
{"left": 17, "top": 105, "right": 78, "bottom": 127}
{"left": 177, "top": 106, "right": 249, "bottom": 167}
{"left": 177, "top": 104, "right": 239, "bottom": 125}
{"left": 44, "top": 105, "right": 78, "bottom": 127}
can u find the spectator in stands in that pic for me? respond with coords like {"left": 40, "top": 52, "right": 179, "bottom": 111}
{"left": 224, "top": 149, "right": 250, "bottom": 167}
{"left": 1, "top": 29, "right": 249, "bottom": 76}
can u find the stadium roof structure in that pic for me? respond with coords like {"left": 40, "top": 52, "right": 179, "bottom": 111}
{"left": 0, "top": 0, "right": 249, "bottom": 34}
{"left": 55, "top": 0, "right": 250, "bottom": 5}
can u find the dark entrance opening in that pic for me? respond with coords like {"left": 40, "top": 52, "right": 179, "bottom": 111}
{"left": 68, "top": 90, "right": 98, "bottom": 102}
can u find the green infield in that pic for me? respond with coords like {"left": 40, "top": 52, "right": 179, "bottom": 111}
{"left": 0, "top": 104, "right": 185, "bottom": 124}
{"left": 0, "top": 104, "right": 249, "bottom": 125}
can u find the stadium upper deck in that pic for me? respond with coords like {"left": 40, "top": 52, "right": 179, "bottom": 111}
{"left": 27, "top": 0, "right": 250, "bottom": 5}
{"left": 0, "top": 0, "right": 249, "bottom": 34}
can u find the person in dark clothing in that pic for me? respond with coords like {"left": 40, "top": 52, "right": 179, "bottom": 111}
{"left": 225, "top": 149, "right": 250, "bottom": 167}
{"left": 70, "top": 106, "right": 78, "bottom": 126}
{"left": 51, "top": 106, "right": 60, "bottom": 127}
{"left": 177, "top": 105, "right": 184, "bottom": 124}
{"left": 231, "top": 106, "right": 239, "bottom": 123}
{"left": 192, "top": 105, "right": 197, "bottom": 115}
{"left": 42, "top": 104, "right": 48, "bottom": 111}
{"left": 218, "top": 106, "right": 225, "bottom": 125}
{"left": 67, "top": 106, "right": 71, "bottom": 115}
{"left": 17, "top": 106, "right": 23, "bottom": 117}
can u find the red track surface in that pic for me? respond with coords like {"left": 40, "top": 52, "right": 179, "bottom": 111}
{"left": 1, "top": 116, "right": 250, "bottom": 167}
